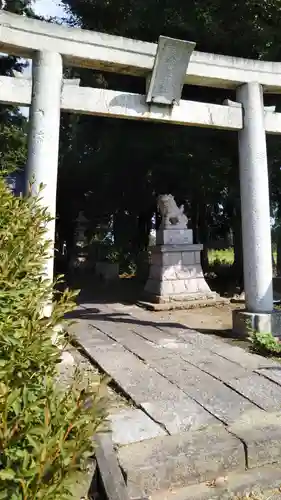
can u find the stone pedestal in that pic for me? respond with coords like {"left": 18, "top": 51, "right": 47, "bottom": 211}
{"left": 144, "top": 236, "right": 215, "bottom": 303}
{"left": 232, "top": 309, "right": 281, "bottom": 338}
{"left": 156, "top": 228, "right": 193, "bottom": 245}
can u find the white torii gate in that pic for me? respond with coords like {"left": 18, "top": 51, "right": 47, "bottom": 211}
{"left": 1, "top": 11, "right": 281, "bottom": 334}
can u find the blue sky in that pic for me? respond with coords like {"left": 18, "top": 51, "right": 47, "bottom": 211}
{"left": 32, "top": 0, "right": 65, "bottom": 18}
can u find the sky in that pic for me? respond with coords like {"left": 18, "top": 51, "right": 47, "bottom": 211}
{"left": 31, "top": 0, "right": 66, "bottom": 18}
{"left": 24, "top": 0, "right": 66, "bottom": 72}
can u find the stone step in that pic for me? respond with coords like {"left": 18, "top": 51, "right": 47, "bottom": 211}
{"left": 72, "top": 309, "right": 281, "bottom": 500}
{"left": 118, "top": 424, "right": 246, "bottom": 499}
{"left": 119, "top": 410, "right": 281, "bottom": 499}
{"left": 149, "top": 465, "right": 281, "bottom": 500}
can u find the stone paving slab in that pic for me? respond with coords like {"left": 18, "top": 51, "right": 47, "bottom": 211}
{"left": 209, "top": 343, "right": 281, "bottom": 370}
{"left": 118, "top": 424, "right": 245, "bottom": 497}
{"left": 77, "top": 326, "right": 216, "bottom": 434}
{"left": 91, "top": 317, "right": 191, "bottom": 358}
{"left": 130, "top": 322, "right": 187, "bottom": 345}
{"left": 229, "top": 410, "right": 281, "bottom": 468}
{"left": 80, "top": 321, "right": 257, "bottom": 425}
{"left": 110, "top": 409, "right": 167, "bottom": 446}
{"left": 177, "top": 349, "right": 249, "bottom": 381}
{"left": 99, "top": 317, "right": 228, "bottom": 366}
{"left": 82, "top": 314, "right": 268, "bottom": 404}
{"left": 228, "top": 373, "right": 281, "bottom": 411}
{"left": 157, "top": 324, "right": 225, "bottom": 349}
{"left": 141, "top": 399, "right": 215, "bottom": 435}
{"left": 150, "top": 466, "right": 281, "bottom": 500}
{"left": 141, "top": 315, "right": 280, "bottom": 369}
{"left": 106, "top": 326, "right": 204, "bottom": 369}
{"left": 164, "top": 327, "right": 280, "bottom": 370}
{"left": 72, "top": 303, "right": 281, "bottom": 498}
{"left": 74, "top": 306, "right": 281, "bottom": 419}
{"left": 145, "top": 355, "right": 257, "bottom": 424}
{"left": 92, "top": 323, "right": 175, "bottom": 362}
{"left": 69, "top": 319, "right": 118, "bottom": 350}
{"left": 94, "top": 314, "right": 188, "bottom": 348}
{"left": 257, "top": 366, "right": 281, "bottom": 386}
{"left": 90, "top": 305, "right": 280, "bottom": 366}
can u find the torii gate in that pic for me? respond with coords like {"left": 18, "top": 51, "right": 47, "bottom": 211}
{"left": 1, "top": 11, "right": 281, "bottom": 334}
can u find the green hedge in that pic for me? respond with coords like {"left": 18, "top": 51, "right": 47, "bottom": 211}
{"left": 0, "top": 175, "right": 107, "bottom": 499}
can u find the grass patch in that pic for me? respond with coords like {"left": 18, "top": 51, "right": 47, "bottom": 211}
{"left": 208, "top": 248, "right": 234, "bottom": 265}
{"left": 208, "top": 248, "right": 277, "bottom": 266}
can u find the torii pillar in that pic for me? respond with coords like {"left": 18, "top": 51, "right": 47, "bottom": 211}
{"left": 26, "top": 50, "right": 62, "bottom": 316}
{"left": 233, "top": 82, "right": 281, "bottom": 336}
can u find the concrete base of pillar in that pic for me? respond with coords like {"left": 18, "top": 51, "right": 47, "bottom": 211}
{"left": 144, "top": 243, "right": 216, "bottom": 303}
{"left": 232, "top": 309, "right": 281, "bottom": 338}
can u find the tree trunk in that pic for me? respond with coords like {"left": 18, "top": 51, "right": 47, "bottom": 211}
{"left": 113, "top": 210, "right": 124, "bottom": 248}
{"left": 137, "top": 210, "right": 153, "bottom": 252}
{"left": 277, "top": 228, "right": 281, "bottom": 276}
{"left": 190, "top": 200, "right": 199, "bottom": 244}
{"left": 272, "top": 250, "right": 277, "bottom": 277}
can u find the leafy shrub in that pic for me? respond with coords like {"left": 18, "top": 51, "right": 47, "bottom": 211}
{"left": 0, "top": 175, "right": 108, "bottom": 499}
{"left": 250, "top": 330, "right": 281, "bottom": 355}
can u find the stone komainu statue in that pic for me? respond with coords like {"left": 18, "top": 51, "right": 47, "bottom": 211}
{"left": 157, "top": 194, "right": 188, "bottom": 229}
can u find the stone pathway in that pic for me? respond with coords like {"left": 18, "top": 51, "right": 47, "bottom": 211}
{"left": 69, "top": 301, "right": 281, "bottom": 499}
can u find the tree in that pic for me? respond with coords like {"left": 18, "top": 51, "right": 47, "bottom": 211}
{"left": 62, "top": 0, "right": 281, "bottom": 58}
{"left": 58, "top": 0, "right": 281, "bottom": 282}
{"left": 0, "top": 168, "right": 107, "bottom": 500}
{"left": 0, "top": 1, "right": 33, "bottom": 178}
{"left": 2, "top": 0, "right": 32, "bottom": 14}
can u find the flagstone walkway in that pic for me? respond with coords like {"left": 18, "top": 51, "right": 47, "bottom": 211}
{"left": 69, "top": 300, "right": 281, "bottom": 499}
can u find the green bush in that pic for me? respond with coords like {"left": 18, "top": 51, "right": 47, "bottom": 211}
{"left": 0, "top": 175, "right": 108, "bottom": 499}
{"left": 250, "top": 330, "right": 281, "bottom": 355}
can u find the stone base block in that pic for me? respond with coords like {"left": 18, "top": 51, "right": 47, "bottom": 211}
{"left": 138, "top": 294, "right": 224, "bottom": 310}
{"left": 144, "top": 281, "right": 215, "bottom": 302}
{"left": 232, "top": 309, "right": 281, "bottom": 338}
{"left": 144, "top": 243, "right": 214, "bottom": 303}
{"left": 156, "top": 228, "right": 193, "bottom": 245}
{"left": 143, "top": 290, "right": 217, "bottom": 304}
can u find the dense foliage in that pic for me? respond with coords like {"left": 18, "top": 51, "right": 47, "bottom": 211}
{"left": 0, "top": 0, "right": 31, "bottom": 181}
{"left": 0, "top": 175, "right": 107, "bottom": 499}
{"left": 4, "top": 0, "right": 281, "bottom": 278}
{"left": 0, "top": 6, "right": 108, "bottom": 497}
{"left": 251, "top": 330, "right": 281, "bottom": 355}
{"left": 56, "top": 0, "right": 281, "bottom": 277}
